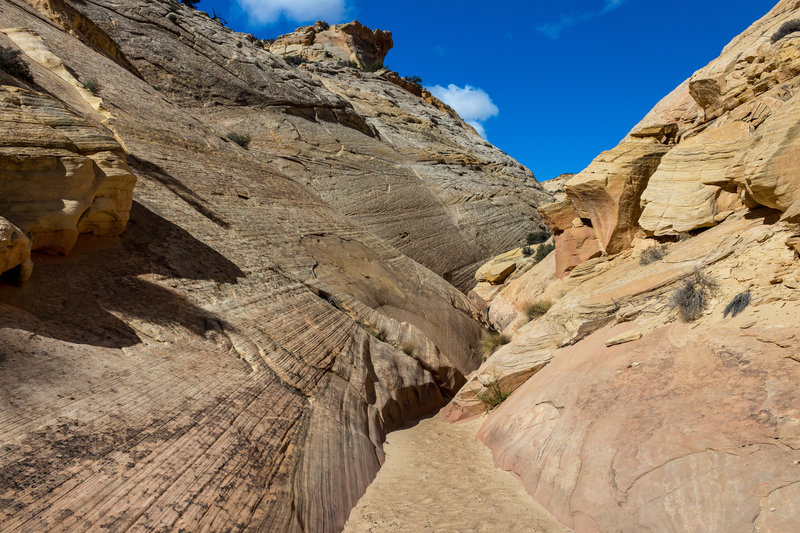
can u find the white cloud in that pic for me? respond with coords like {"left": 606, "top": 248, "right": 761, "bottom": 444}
{"left": 237, "top": 0, "right": 345, "bottom": 25}
{"left": 537, "top": 0, "right": 628, "bottom": 38}
{"left": 428, "top": 84, "right": 499, "bottom": 138}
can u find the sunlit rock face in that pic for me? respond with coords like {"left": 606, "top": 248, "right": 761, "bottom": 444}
{"left": 444, "top": 2, "right": 800, "bottom": 531}
{"left": 0, "top": 0, "right": 553, "bottom": 531}
{"left": 542, "top": 0, "right": 800, "bottom": 274}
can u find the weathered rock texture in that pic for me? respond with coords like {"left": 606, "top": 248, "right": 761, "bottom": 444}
{"left": 268, "top": 20, "right": 392, "bottom": 69}
{"left": 0, "top": 1, "right": 549, "bottom": 532}
{"left": 543, "top": 0, "right": 800, "bottom": 275}
{"left": 451, "top": 208, "right": 800, "bottom": 531}
{"left": 442, "top": 2, "right": 800, "bottom": 530}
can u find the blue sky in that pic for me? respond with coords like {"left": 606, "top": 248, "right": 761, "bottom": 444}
{"left": 192, "top": 0, "right": 776, "bottom": 180}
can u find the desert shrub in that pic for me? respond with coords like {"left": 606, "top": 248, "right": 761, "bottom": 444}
{"left": 83, "top": 78, "right": 101, "bottom": 95}
{"left": 403, "top": 75, "right": 423, "bottom": 89}
{"left": 401, "top": 343, "right": 415, "bottom": 356}
{"left": 534, "top": 242, "right": 555, "bottom": 263}
{"left": 316, "top": 21, "right": 330, "bottom": 30}
{"left": 362, "top": 62, "right": 385, "bottom": 72}
{"left": 360, "top": 322, "right": 387, "bottom": 342}
{"left": 479, "top": 331, "right": 510, "bottom": 361}
{"left": 724, "top": 290, "right": 751, "bottom": 318}
{"left": 181, "top": 0, "right": 199, "bottom": 8}
{"left": 521, "top": 245, "right": 533, "bottom": 257}
{"left": 771, "top": 20, "right": 800, "bottom": 44}
{"left": 0, "top": 46, "right": 32, "bottom": 82}
{"left": 524, "top": 300, "right": 552, "bottom": 320}
{"left": 478, "top": 378, "right": 512, "bottom": 410}
{"left": 262, "top": 38, "right": 276, "bottom": 46}
{"left": 336, "top": 60, "right": 358, "bottom": 68}
{"left": 226, "top": 132, "right": 251, "bottom": 149}
{"left": 285, "top": 55, "right": 308, "bottom": 66}
{"left": 670, "top": 270, "right": 717, "bottom": 322}
{"left": 639, "top": 244, "right": 668, "bottom": 266}
{"left": 527, "top": 229, "right": 551, "bottom": 245}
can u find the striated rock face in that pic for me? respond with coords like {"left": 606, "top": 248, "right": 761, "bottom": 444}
{"left": 269, "top": 20, "right": 393, "bottom": 69}
{"left": 0, "top": 1, "right": 549, "bottom": 532}
{"left": 0, "top": 83, "right": 135, "bottom": 256}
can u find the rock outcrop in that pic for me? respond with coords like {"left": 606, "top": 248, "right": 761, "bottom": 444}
{"left": 541, "top": 0, "right": 800, "bottom": 275}
{"left": 443, "top": 2, "right": 800, "bottom": 530}
{"left": 268, "top": 20, "right": 393, "bottom": 69}
{"left": 0, "top": 1, "right": 549, "bottom": 532}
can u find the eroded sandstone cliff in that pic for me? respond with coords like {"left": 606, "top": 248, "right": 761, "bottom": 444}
{"left": 447, "top": 1, "right": 800, "bottom": 530}
{"left": 0, "top": 1, "right": 550, "bottom": 531}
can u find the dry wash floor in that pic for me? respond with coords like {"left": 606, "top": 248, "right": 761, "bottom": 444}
{"left": 343, "top": 414, "right": 569, "bottom": 532}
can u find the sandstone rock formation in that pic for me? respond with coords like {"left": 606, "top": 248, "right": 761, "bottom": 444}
{"left": 268, "top": 20, "right": 393, "bottom": 69}
{"left": 442, "top": 2, "right": 800, "bottom": 530}
{"left": 0, "top": 1, "right": 550, "bottom": 532}
{"left": 540, "top": 0, "right": 800, "bottom": 275}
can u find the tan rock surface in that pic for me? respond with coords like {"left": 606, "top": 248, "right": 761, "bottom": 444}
{"left": 0, "top": 216, "right": 31, "bottom": 281}
{"left": 448, "top": 208, "right": 800, "bottom": 528}
{"left": 0, "top": 1, "right": 546, "bottom": 531}
{"left": 269, "top": 20, "right": 393, "bottom": 69}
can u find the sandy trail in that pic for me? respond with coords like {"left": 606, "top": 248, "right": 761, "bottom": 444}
{"left": 343, "top": 413, "right": 569, "bottom": 532}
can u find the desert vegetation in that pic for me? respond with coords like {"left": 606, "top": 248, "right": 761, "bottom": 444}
{"left": 533, "top": 242, "right": 555, "bottom": 263}
{"left": 524, "top": 300, "right": 552, "bottom": 320}
{"left": 479, "top": 331, "right": 510, "bottom": 361}
{"left": 639, "top": 244, "right": 668, "bottom": 265}
{"left": 526, "top": 229, "right": 551, "bottom": 245}
{"left": 670, "top": 270, "right": 717, "bottom": 321}
{"left": 478, "top": 377, "right": 512, "bottom": 410}
{"left": 83, "top": 78, "right": 101, "bottom": 95}
{"left": 226, "top": 132, "right": 251, "bottom": 149}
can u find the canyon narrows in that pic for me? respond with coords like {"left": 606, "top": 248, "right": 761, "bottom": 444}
{"left": 3, "top": 0, "right": 800, "bottom": 532}
{"left": 0, "top": 1, "right": 550, "bottom": 531}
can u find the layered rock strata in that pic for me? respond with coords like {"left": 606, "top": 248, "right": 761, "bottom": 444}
{"left": 444, "top": 2, "right": 800, "bottom": 530}
{"left": 0, "top": 1, "right": 549, "bottom": 532}
{"left": 542, "top": 0, "right": 800, "bottom": 275}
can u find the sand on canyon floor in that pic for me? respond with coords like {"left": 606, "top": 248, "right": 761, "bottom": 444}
{"left": 343, "top": 413, "right": 570, "bottom": 532}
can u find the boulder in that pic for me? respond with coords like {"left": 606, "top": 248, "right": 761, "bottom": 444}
{"left": 483, "top": 261, "right": 516, "bottom": 285}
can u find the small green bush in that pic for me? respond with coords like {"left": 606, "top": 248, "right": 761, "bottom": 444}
{"left": 639, "top": 244, "right": 668, "bottom": 266}
{"left": 83, "top": 78, "right": 101, "bottom": 95}
{"left": 181, "top": 0, "right": 199, "bottom": 8}
{"left": 724, "top": 290, "right": 751, "bottom": 318}
{"left": 0, "top": 46, "right": 32, "bottom": 82}
{"left": 521, "top": 245, "right": 533, "bottom": 257}
{"left": 771, "top": 20, "right": 800, "bottom": 44}
{"left": 401, "top": 343, "right": 415, "bottom": 356}
{"left": 478, "top": 378, "right": 512, "bottom": 410}
{"left": 670, "top": 270, "right": 717, "bottom": 322}
{"left": 525, "top": 300, "right": 552, "bottom": 320}
{"left": 336, "top": 60, "right": 358, "bottom": 69}
{"left": 316, "top": 21, "right": 330, "bottom": 30}
{"left": 226, "top": 132, "right": 251, "bottom": 149}
{"left": 262, "top": 38, "right": 276, "bottom": 46}
{"left": 527, "top": 229, "right": 551, "bottom": 245}
{"left": 534, "top": 242, "right": 555, "bottom": 263}
{"left": 403, "top": 75, "right": 423, "bottom": 89}
{"left": 363, "top": 62, "right": 385, "bottom": 72}
{"left": 479, "top": 331, "right": 510, "bottom": 361}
